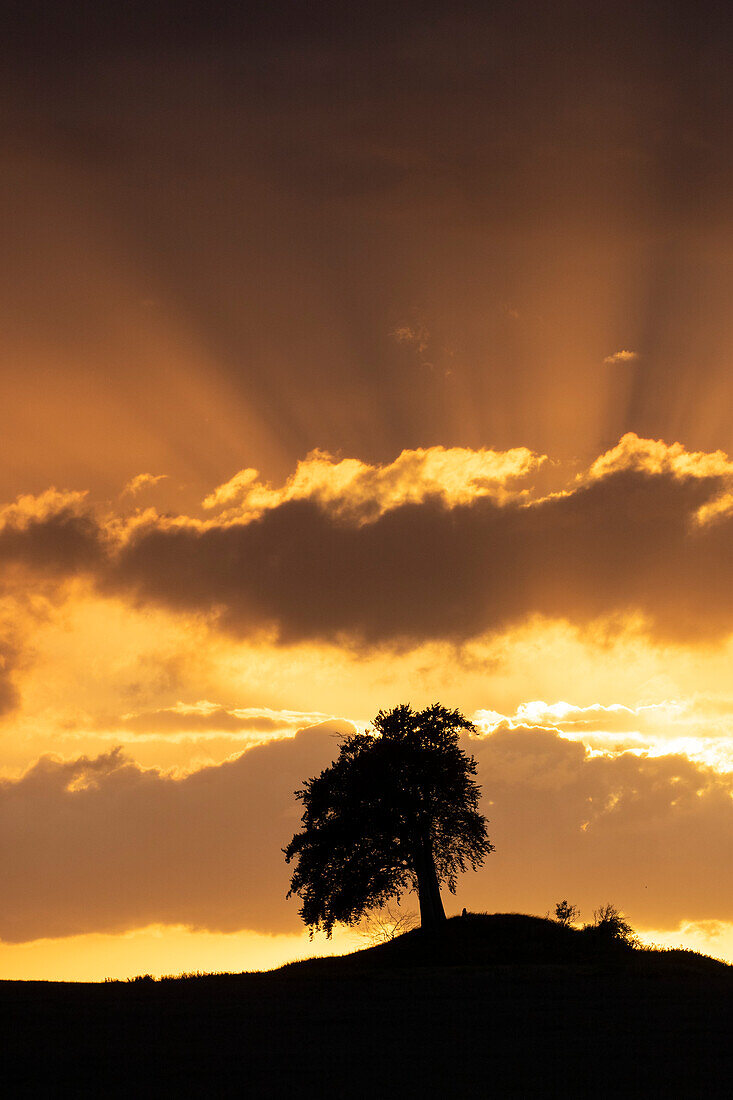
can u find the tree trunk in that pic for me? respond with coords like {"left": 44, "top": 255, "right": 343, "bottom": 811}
{"left": 413, "top": 833, "right": 446, "bottom": 929}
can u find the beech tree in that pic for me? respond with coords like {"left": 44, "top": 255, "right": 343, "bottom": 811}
{"left": 283, "top": 703, "right": 493, "bottom": 934}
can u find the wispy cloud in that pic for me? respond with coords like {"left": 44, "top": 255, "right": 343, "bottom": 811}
{"left": 390, "top": 322, "right": 430, "bottom": 355}
{"left": 390, "top": 316, "right": 456, "bottom": 377}
{"left": 122, "top": 474, "right": 168, "bottom": 498}
{"left": 603, "top": 349, "right": 638, "bottom": 365}
{"left": 473, "top": 696, "right": 733, "bottom": 770}
{"left": 118, "top": 701, "right": 337, "bottom": 738}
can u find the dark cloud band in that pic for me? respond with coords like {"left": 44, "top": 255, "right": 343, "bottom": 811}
{"left": 108, "top": 467, "right": 732, "bottom": 645}
{"left": 2, "top": 454, "right": 732, "bottom": 647}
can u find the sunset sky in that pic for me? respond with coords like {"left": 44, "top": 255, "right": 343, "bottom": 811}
{"left": 2, "top": 1, "right": 733, "bottom": 979}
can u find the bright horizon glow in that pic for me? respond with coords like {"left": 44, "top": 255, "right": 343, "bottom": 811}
{"left": 1, "top": 915, "right": 730, "bottom": 984}
{"left": 0, "top": 926, "right": 364, "bottom": 983}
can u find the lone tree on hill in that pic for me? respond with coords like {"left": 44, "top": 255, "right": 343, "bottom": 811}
{"left": 283, "top": 703, "right": 493, "bottom": 935}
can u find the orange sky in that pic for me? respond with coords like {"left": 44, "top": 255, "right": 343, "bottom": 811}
{"left": 2, "top": 1, "right": 733, "bottom": 978}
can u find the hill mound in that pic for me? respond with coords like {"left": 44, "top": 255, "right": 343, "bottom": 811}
{"left": 277, "top": 911, "right": 730, "bottom": 978}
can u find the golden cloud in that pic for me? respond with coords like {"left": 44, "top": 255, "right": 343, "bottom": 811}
{"left": 121, "top": 474, "right": 168, "bottom": 498}
{"left": 582, "top": 434, "right": 733, "bottom": 527}
{"left": 202, "top": 444, "right": 545, "bottom": 522}
{"left": 0, "top": 488, "right": 89, "bottom": 531}
{"left": 118, "top": 701, "right": 335, "bottom": 737}
{"left": 472, "top": 696, "right": 733, "bottom": 771}
{"left": 2, "top": 435, "right": 733, "bottom": 647}
{"left": 474, "top": 700, "right": 674, "bottom": 735}
{"left": 0, "top": 635, "right": 20, "bottom": 717}
{"left": 109, "top": 444, "right": 733, "bottom": 645}
{"left": 585, "top": 432, "right": 733, "bottom": 484}
{"left": 603, "top": 350, "right": 638, "bottom": 365}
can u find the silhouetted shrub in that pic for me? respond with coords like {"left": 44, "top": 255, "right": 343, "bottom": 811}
{"left": 586, "top": 903, "right": 636, "bottom": 944}
{"left": 554, "top": 899, "right": 580, "bottom": 927}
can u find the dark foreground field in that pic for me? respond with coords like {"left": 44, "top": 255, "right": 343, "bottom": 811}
{"left": 2, "top": 914, "right": 732, "bottom": 1097}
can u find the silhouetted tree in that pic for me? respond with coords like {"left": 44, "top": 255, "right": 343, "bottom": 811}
{"left": 284, "top": 703, "right": 493, "bottom": 935}
{"left": 554, "top": 899, "right": 580, "bottom": 927}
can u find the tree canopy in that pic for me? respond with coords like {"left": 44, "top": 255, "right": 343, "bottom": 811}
{"left": 283, "top": 703, "right": 493, "bottom": 935}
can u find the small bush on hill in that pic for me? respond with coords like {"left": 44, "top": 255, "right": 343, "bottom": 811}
{"left": 586, "top": 903, "right": 637, "bottom": 945}
{"left": 554, "top": 899, "right": 580, "bottom": 927}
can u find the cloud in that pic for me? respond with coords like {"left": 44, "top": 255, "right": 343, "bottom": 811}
{"left": 202, "top": 444, "right": 544, "bottom": 522}
{"left": 0, "top": 723, "right": 356, "bottom": 942}
{"left": 391, "top": 322, "right": 430, "bottom": 354}
{"left": 0, "top": 488, "right": 101, "bottom": 583}
{"left": 0, "top": 721, "right": 353, "bottom": 943}
{"left": 121, "top": 474, "right": 168, "bottom": 497}
{"left": 2, "top": 722, "right": 733, "bottom": 942}
{"left": 461, "top": 726, "right": 733, "bottom": 927}
{"left": 118, "top": 702, "right": 334, "bottom": 737}
{"left": 109, "top": 445, "right": 733, "bottom": 646}
{"left": 582, "top": 434, "right": 733, "bottom": 528}
{"left": 0, "top": 510, "right": 102, "bottom": 581}
{"left": 2, "top": 435, "right": 733, "bottom": 647}
{"left": 474, "top": 700, "right": 668, "bottom": 735}
{"left": 603, "top": 349, "right": 638, "bottom": 365}
{"left": 584, "top": 432, "right": 733, "bottom": 484}
{"left": 476, "top": 695, "right": 733, "bottom": 739}
{"left": 202, "top": 468, "right": 261, "bottom": 511}
{"left": 472, "top": 695, "right": 733, "bottom": 771}
{"left": 0, "top": 489, "right": 89, "bottom": 531}
{"left": 0, "top": 637, "right": 20, "bottom": 717}
{"left": 389, "top": 319, "right": 456, "bottom": 376}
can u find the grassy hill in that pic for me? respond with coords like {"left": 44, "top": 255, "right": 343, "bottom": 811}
{"left": 2, "top": 914, "right": 732, "bottom": 1097}
{"left": 280, "top": 911, "right": 731, "bottom": 974}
